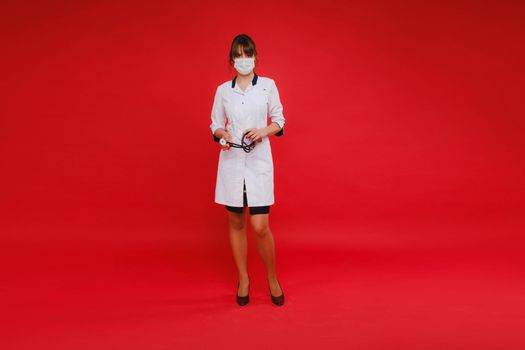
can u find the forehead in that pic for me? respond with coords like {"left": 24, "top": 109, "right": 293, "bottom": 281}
{"left": 235, "top": 44, "right": 254, "bottom": 55}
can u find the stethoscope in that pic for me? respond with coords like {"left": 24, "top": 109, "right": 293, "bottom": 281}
{"left": 219, "top": 131, "right": 257, "bottom": 153}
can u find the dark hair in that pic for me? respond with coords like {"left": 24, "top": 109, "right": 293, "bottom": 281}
{"left": 229, "top": 34, "right": 258, "bottom": 74}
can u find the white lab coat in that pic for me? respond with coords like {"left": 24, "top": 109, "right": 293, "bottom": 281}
{"left": 210, "top": 74, "right": 286, "bottom": 207}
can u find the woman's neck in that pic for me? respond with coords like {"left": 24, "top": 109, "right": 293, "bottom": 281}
{"left": 236, "top": 71, "right": 255, "bottom": 84}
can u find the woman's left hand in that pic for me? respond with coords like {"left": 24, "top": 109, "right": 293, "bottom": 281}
{"left": 244, "top": 128, "right": 267, "bottom": 143}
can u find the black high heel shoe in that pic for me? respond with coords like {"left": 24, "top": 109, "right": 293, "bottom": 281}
{"left": 236, "top": 279, "right": 250, "bottom": 306}
{"left": 269, "top": 279, "right": 285, "bottom": 306}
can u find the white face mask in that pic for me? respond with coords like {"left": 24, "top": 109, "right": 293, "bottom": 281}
{"left": 234, "top": 57, "right": 255, "bottom": 75}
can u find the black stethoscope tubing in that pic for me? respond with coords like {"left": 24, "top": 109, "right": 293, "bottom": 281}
{"left": 220, "top": 131, "right": 257, "bottom": 153}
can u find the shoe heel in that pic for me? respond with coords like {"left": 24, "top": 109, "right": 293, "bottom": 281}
{"left": 269, "top": 279, "right": 285, "bottom": 306}
{"left": 236, "top": 280, "right": 250, "bottom": 306}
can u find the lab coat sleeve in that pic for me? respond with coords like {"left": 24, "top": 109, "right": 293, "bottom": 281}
{"left": 268, "top": 79, "right": 285, "bottom": 136}
{"left": 210, "top": 86, "right": 226, "bottom": 142}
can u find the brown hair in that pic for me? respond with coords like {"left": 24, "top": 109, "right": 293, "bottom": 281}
{"left": 229, "top": 34, "right": 258, "bottom": 74}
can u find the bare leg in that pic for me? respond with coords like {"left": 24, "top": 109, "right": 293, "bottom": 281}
{"left": 227, "top": 209, "right": 249, "bottom": 296}
{"left": 250, "top": 213, "right": 283, "bottom": 296}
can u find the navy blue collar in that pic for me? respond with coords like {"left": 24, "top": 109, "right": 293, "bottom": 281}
{"left": 232, "top": 73, "right": 258, "bottom": 88}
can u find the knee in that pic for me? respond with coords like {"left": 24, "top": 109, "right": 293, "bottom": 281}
{"left": 229, "top": 217, "right": 245, "bottom": 231}
{"left": 252, "top": 223, "right": 270, "bottom": 238}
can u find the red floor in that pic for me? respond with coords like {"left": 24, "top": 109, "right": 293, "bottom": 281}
{"left": 2, "top": 217, "right": 524, "bottom": 349}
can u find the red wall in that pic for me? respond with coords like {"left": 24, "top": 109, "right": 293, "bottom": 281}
{"left": 2, "top": 1, "right": 524, "bottom": 239}
{"left": 2, "top": 1, "right": 524, "bottom": 238}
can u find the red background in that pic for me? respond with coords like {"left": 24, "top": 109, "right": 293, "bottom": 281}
{"left": 1, "top": 0, "right": 524, "bottom": 349}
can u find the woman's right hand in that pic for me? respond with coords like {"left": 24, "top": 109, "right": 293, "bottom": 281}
{"left": 221, "top": 132, "right": 233, "bottom": 151}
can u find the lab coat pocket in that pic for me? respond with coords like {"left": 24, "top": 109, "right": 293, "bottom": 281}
{"left": 253, "top": 90, "right": 269, "bottom": 115}
{"left": 218, "top": 149, "right": 236, "bottom": 177}
{"left": 257, "top": 170, "right": 273, "bottom": 203}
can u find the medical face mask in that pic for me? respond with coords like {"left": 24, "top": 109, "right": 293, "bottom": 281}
{"left": 234, "top": 57, "right": 255, "bottom": 75}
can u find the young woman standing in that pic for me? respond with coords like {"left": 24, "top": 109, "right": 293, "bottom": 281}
{"left": 210, "top": 34, "right": 286, "bottom": 306}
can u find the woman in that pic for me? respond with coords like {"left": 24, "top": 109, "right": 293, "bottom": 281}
{"left": 210, "top": 34, "right": 286, "bottom": 306}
